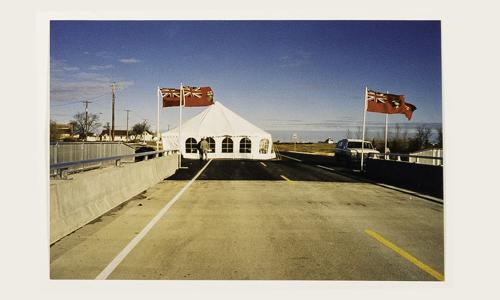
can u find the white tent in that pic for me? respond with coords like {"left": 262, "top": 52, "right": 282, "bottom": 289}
{"left": 162, "top": 101, "right": 276, "bottom": 160}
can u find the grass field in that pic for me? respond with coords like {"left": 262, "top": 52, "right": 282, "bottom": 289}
{"left": 274, "top": 143, "right": 335, "bottom": 155}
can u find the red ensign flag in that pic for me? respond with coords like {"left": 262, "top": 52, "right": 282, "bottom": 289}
{"left": 160, "top": 86, "right": 214, "bottom": 107}
{"left": 366, "top": 90, "right": 416, "bottom": 120}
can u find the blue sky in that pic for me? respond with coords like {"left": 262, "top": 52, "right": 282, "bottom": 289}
{"left": 50, "top": 21, "right": 441, "bottom": 141}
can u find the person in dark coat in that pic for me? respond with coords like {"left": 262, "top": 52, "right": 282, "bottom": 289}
{"left": 200, "top": 137, "right": 209, "bottom": 161}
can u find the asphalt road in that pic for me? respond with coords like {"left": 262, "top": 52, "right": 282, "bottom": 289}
{"left": 50, "top": 153, "right": 444, "bottom": 280}
{"left": 170, "top": 156, "right": 355, "bottom": 182}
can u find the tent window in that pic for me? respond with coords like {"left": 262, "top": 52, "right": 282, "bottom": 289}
{"left": 259, "top": 139, "right": 269, "bottom": 154}
{"left": 222, "top": 137, "right": 233, "bottom": 153}
{"left": 185, "top": 137, "right": 198, "bottom": 153}
{"left": 239, "top": 137, "right": 251, "bottom": 153}
{"left": 207, "top": 137, "right": 215, "bottom": 151}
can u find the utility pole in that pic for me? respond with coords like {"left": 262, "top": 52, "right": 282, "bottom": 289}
{"left": 124, "top": 109, "right": 131, "bottom": 142}
{"left": 82, "top": 100, "right": 92, "bottom": 138}
{"left": 111, "top": 82, "right": 116, "bottom": 141}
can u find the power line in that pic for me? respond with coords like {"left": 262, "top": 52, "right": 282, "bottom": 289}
{"left": 81, "top": 92, "right": 108, "bottom": 102}
{"left": 51, "top": 92, "right": 109, "bottom": 107}
{"left": 87, "top": 92, "right": 109, "bottom": 102}
{"left": 51, "top": 100, "right": 81, "bottom": 107}
{"left": 50, "top": 113, "right": 74, "bottom": 117}
{"left": 51, "top": 77, "right": 129, "bottom": 106}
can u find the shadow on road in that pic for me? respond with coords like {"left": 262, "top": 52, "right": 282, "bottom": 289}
{"left": 165, "top": 152, "right": 443, "bottom": 200}
{"left": 166, "top": 157, "right": 359, "bottom": 183}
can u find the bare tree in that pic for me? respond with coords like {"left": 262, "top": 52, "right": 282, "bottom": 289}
{"left": 70, "top": 112, "right": 101, "bottom": 139}
{"left": 436, "top": 126, "right": 443, "bottom": 148}
{"left": 354, "top": 125, "right": 363, "bottom": 139}
{"left": 50, "top": 120, "right": 59, "bottom": 141}
{"left": 389, "top": 124, "right": 401, "bottom": 152}
{"left": 132, "top": 120, "right": 151, "bottom": 141}
{"left": 408, "top": 125, "right": 432, "bottom": 152}
{"left": 372, "top": 131, "right": 384, "bottom": 151}
{"left": 401, "top": 125, "right": 408, "bottom": 142}
{"left": 417, "top": 125, "right": 432, "bottom": 148}
{"left": 345, "top": 128, "right": 352, "bottom": 139}
{"left": 393, "top": 123, "right": 401, "bottom": 140}
{"left": 103, "top": 122, "right": 111, "bottom": 135}
{"left": 388, "top": 124, "right": 410, "bottom": 153}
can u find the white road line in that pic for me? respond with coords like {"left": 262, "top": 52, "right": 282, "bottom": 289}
{"left": 316, "top": 164, "right": 335, "bottom": 171}
{"left": 286, "top": 153, "right": 442, "bottom": 203}
{"left": 280, "top": 154, "right": 302, "bottom": 162}
{"left": 95, "top": 159, "right": 213, "bottom": 280}
{"left": 374, "top": 182, "right": 443, "bottom": 204}
{"left": 260, "top": 162, "right": 267, "bottom": 167}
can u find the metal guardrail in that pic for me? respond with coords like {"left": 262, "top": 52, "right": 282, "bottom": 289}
{"left": 370, "top": 152, "right": 443, "bottom": 166}
{"left": 50, "top": 141, "right": 136, "bottom": 165}
{"left": 50, "top": 150, "right": 173, "bottom": 178}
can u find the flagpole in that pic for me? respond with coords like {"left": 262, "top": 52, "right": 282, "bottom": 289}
{"left": 384, "top": 90, "right": 389, "bottom": 155}
{"left": 156, "top": 86, "right": 160, "bottom": 152}
{"left": 178, "top": 83, "right": 183, "bottom": 168}
{"left": 384, "top": 113, "right": 388, "bottom": 154}
{"left": 361, "top": 86, "right": 368, "bottom": 171}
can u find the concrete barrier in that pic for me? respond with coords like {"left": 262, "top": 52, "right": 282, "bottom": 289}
{"left": 365, "top": 158, "right": 443, "bottom": 199}
{"left": 50, "top": 154, "right": 179, "bottom": 244}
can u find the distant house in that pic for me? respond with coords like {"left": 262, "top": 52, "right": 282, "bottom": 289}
{"left": 141, "top": 130, "right": 158, "bottom": 142}
{"left": 99, "top": 129, "right": 158, "bottom": 142}
{"left": 51, "top": 123, "right": 79, "bottom": 141}
{"left": 99, "top": 129, "right": 134, "bottom": 142}
{"left": 85, "top": 134, "right": 98, "bottom": 142}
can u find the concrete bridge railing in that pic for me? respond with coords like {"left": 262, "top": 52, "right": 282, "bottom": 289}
{"left": 50, "top": 153, "right": 179, "bottom": 244}
{"left": 366, "top": 158, "right": 443, "bottom": 198}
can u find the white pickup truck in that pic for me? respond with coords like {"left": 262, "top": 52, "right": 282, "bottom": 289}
{"left": 334, "top": 139, "right": 380, "bottom": 163}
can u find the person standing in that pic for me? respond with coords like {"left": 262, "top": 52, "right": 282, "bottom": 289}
{"left": 200, "top": 137, "right": 209, "bottom": 161}
{"left": 197, "top": 139, "right": 203, "bottom": 161}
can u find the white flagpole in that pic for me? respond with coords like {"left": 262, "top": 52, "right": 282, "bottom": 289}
{"left": 384, "top": 90, "right": 389, "bottom": 155}
{"left": 361, "top": 86, "right": 368, "bottom": 171}
{"left": 178, "top": 83, "right": 183, "bottom": 168}
{"left": 156, "top": 86, "right": 160, "bottom": 152}
{"left": 384, "top": 113, "right": 388, "bottom": 154}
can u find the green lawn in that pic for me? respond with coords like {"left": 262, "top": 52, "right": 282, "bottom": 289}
{"left": 274, "top": 143, "right": 335, "bottom": 154}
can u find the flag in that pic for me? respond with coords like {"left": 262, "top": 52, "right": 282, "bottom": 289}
{"left": 366, "top": 90, "right": 417, "bottom": 120}
{"left": 160, "top": 86, "right": 214, "bottom": 107}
